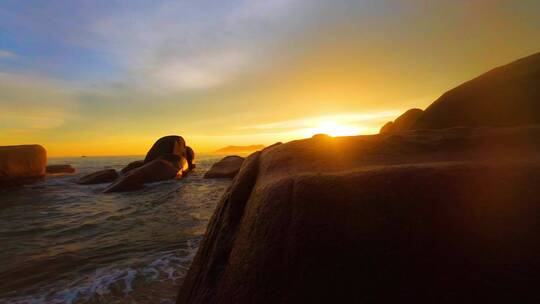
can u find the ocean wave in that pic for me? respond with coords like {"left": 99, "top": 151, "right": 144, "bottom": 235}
{"left": 1, "top": 239, "right": 199, "bottom": 304}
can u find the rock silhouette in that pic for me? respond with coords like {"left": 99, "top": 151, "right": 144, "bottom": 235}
{"left": 380, "top": 108, "right": 424, "bottom": 133}
{"left": 0, "top": 145, "right": 47, "bottom": 187}
{"left": 77, "top": 169, "right": 118, "bottom": 185}
{"left": 204, "top": 156, "right": 244, "bottom": 178}
{"left": 186, "top": 146, "right": 195, "bottom": 169}
{"left": 414, "top": 52, "right": 540, "bottom": 129}
{"left": 46, "top": 164, "right": 75, "bottom": 174}
{"left": 144, "top": 135, "right": 186, "bottom": 163}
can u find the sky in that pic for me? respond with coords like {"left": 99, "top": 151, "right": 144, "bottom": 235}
{"left": 1, "top": 0, "right": 540, "bottom": 156}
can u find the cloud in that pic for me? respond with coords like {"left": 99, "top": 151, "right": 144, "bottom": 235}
{"left": 0, "top": 73, "right": 78, "bottom": 134}
{"left": 0, "top": 49, "right": 15, "bottom": 58}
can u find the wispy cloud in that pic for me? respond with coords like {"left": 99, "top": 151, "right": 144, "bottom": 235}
{"left": 0, "top": 49, "right": 15, "bottom": 58}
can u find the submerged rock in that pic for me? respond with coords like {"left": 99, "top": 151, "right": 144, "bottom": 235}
{"left": 0, "top": 145, "right": 47, "bottom": 187}
{"left": 177, "top": 125, "right": 540, "bottom": 303}
{"left": 46, "top": 164, "right": 75, "bottom": 174}
{"left": 77, "top": 169, "right": 118, "bottom": 185}
{"left": 204, "top": 156, "right": 244, "bottom": 179}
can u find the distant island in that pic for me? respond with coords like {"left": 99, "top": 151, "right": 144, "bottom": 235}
{"left": 215, "top": 145, "right": 265, "bottom": 154}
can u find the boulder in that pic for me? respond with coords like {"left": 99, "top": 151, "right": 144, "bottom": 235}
{"left": 177, "top": 125, "right": 540, "bottom": 303}
{"left": 144, "top": 135, "right": 186, "bottom": 163}
{"left": 0, "top": 145, "right": 47, "bottom": 186}
{"left": 379, "top": 108, "right": 424, "bottom": 134}
{"left": 186, "top": 146, "right": 195, "bottom": 169}
{"left": 104, "top": 154, "right": 187, "bottom": 193}
{"left": 204, "top": 156, "right": 245, "bottom": 179}
{"left": 77, "top": 169, "right": 118, "bottom": 185}
{"left": 413, "top": 52, "right": 540, "bottom": 129}
{"left": 46, "top": 164, "right": 75, "bottom": 174}
{"left": 120, "top": 160, "right": 144, "bottom": 174}
{"left": 379, "top": 121, "right": 395, "bottom": 134}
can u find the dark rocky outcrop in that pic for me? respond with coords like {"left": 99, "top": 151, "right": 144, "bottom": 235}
{"left": 99, "top": 136, "right": 193, "bottom": 193}
{"left": 204, "top": 156, "right": 245, "bottom": 179}
{"left": 0, "top": 145, "right": 47, "bottom": 187}
{"left": 77, "top": 169, "right": 118, "bottom": 185}
{"left": 144, "top": 135, "right": 186, "bottom": 163}
{"left": 120, "top": 160, "right": 145, "bottom": 174}
{"left": 177, "top": 125, "right": 540, "bottom": 303}
{"left": 380, "top": 108, "right": 424, "bottom": 133}
{"left": 46, "top": 164, "right": 75, "bottom": 174}
{"left": 413, "top": 52, "right": 540, "bottom": 129}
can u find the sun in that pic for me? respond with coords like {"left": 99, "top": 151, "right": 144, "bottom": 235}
{"left": 304, "top": 120, "right": 361, "bottom": 137}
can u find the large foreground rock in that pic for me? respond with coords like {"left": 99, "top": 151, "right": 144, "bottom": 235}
{"left": 204, "top": 156, "right": 244, "bottom": 178}
{"left": 0, "top": 145, "right": 47, "bottom": 186}
{"left": 177, "top": 125, "right": 540, "bottom": 303}
{"left": 77, "top": 169, "right": 118, "bottom": 185}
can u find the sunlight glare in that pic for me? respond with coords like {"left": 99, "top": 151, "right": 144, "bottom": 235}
{"left": 304, "top": 120, "right": 361, "bottom": 137}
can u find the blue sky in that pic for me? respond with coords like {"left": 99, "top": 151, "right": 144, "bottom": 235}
{"left": 1, "top": 0, "right": 540, "bottom": 155}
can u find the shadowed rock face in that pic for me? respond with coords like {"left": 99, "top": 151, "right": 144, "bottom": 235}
{"left": 186, "top": 146, "right": 195, "bottom": 169}
{"left": 77, "top": 169, "right": 118, "bottom": 185}
{"left": 0, "top": 145, "right": 47, "bottom": 186}
{"left": 204, "top": 156, "right": 245, "bottom": 179}
{"left": 177, "top": 125, "right": 540, "bottom": 303}
{"left": 414, "top": 52, "right": 540, "bottom": 129}
{"left": 120, "top": 160, "right": 145, "bottom": 174}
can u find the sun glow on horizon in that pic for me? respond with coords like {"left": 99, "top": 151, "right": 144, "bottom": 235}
{"left": 303, "top": 120, "right": 362, "bottom": 138}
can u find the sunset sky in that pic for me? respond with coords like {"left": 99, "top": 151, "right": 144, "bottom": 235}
{"left": 1, "top": 1, "right": 540, "bottom": 156}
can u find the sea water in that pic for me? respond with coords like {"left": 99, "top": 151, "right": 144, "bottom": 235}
{"left": 0, "top": 155, "right": 229, "bottom": 303}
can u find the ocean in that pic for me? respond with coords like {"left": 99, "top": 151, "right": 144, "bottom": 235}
{"left": 0, "top": 155, "right": 230, "bottom": 303}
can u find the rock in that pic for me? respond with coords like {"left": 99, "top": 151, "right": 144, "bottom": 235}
{"left": 413, "top": 52, "right": 540, "bottom": 129}
{"left": 77, "top": 169, "right": 118, "bottom": 185}
{"left": 144, "top": 135, "right": 186, "bottom": 163}
{"left": 379, "top": 121, "right": 395, "bottom": 133}
{"left": 104, "top": 154, "right": 187, "bottom": 193}
{"left": 46, "top": 164, "right": 75, "bottom": 174}
{"left": 120, "top": 160, "right": 144, "bottom": 174}
{"left": 177, "top": 125, "right": 540, "bottom": 303}
{"left": 0, "top": 145, "right": 47, "bottom": 187}
{"left": 380, "top": 108, "right": 424, "bottom": 134}
{"left": 204, "top": 156, "right": 245, "bottom": 179}
{"left": 186, "top": 146, "right": 195, "bottom": 169}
